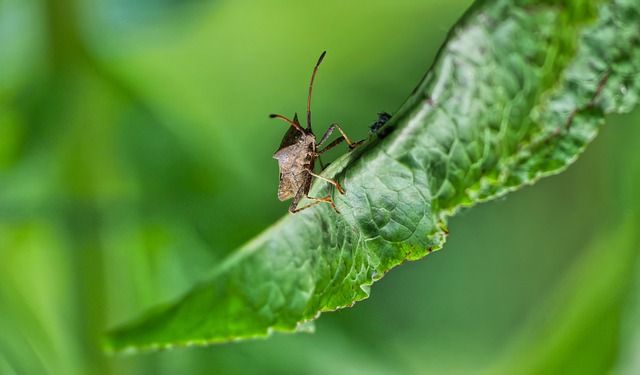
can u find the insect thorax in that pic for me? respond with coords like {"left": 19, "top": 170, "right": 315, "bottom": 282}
{"left": 273, "top": 132, "right": 316, "bottom": 201}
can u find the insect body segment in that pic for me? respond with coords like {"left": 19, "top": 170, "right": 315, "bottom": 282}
{"left": 269, "top": 51, "right": 360, "bottom": 214}
{"left": 272, "top": 114, "right": 316, "bottom": 202}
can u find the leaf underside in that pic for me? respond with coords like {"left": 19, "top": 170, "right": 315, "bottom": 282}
{"left": 105, "top": 0, "right": 640, "bottom": 351}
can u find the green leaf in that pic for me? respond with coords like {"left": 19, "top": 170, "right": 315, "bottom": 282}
{"left": 104, "top": 0, "right": 640, "bottom": 351}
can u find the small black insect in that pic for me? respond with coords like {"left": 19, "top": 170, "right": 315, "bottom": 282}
{"left": 270, "top": 51, "right": 361, "bottom": 214}
{"left": 369, "top": 112, "right": 392, "bottom": 134}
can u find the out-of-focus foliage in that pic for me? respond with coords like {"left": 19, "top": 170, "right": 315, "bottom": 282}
{"left": 1, "top": 0, "right": 639, "bottom": 374}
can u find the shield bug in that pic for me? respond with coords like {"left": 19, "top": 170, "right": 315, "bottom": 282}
{"left": 270, "top": 51, "right": 361, "bottom": 214}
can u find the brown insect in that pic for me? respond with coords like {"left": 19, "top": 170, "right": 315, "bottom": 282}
{"left": 270, "top": 51, "right": 361, "bottom": 214}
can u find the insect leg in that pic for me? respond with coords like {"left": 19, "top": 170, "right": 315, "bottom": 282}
{"left": 317, "top": 123, "right": 363, "bottom": 151}
{"left": 317, "top": 136, "right": 346, "bottom": 156}
{"left": 289, "top": 182, "right": 339, "bottom": 213}
{"left": 292, "top": 195, "right": 339, "bottom": 214}
{"left": 307, "top": 170, "right": 345, "bottom": 194}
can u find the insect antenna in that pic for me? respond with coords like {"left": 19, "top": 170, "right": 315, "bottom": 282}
{"left": 307, "top": 51, "right": 326, "bottom": 132}
{"left": 269, "top": 113, "right": 305, "bottom": 133}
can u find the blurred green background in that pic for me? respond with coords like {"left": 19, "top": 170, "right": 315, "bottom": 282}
{"left": 1, "top": 0, "right": 639, "bottom": 374}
